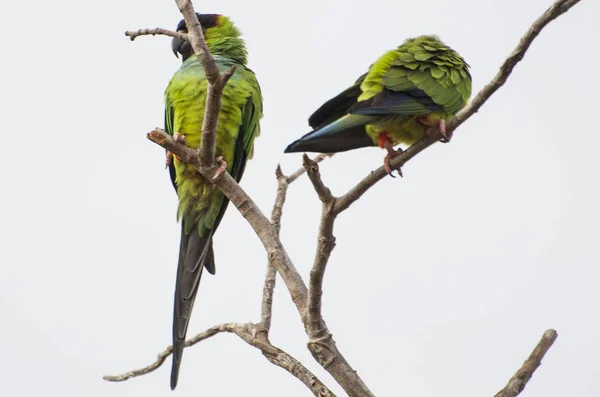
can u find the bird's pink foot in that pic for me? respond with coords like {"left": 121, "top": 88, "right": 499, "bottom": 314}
{"left": 383, "top": 145, "right": 404, "bottom": 178}
{"left": 378, "top": 132, "right": 403, "bottom": 177}
{"left": 173, "top": 132, "right": 186, "bottom": 143}
{"left": 212, "top": 156, "right": 228, "bottom": 180}
{"left": 419, "top": 117, "right": 451, "bottom": 142}
{"left": 165, "top": 151, "right": 174, "bottom": 168}
{"left": 379, "top": 133, "right": 403, "bottom": 178}
{"left": 165, "top": 133, "right": 187, "bottom": 167}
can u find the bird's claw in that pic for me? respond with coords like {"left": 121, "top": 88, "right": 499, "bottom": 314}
{"left": 165, "top": 133, "right": 186, "bottom": 167}
{"left": 212, "top": 156, "right": 228, "bottom": 180}
{"left": 423, "top": 119, "right": 452, "bottom": 143}
{"left": 173, "top": 132, "right": 186, "bottom": 143}
{"left": 420, "top": 117, "right": 452, "bottom": 143}
{"left": 437, "top": 119, "right": 452, "bottom": 143}
{"left": 383, "top": 142, "right": 403, "bottom": 178}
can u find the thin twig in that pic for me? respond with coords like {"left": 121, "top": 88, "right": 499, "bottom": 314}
{"left": 300, "top": 159, "right": 351, "bottom": 381}
{"left": 260, "top": 265, "right": 278, "bottom": 332}
{"left": 303, "top": 155, "right": 334, "bottom": 203}
{"left": 104, "top": 322, "right": 336, "bottom": 397}
{"left": 288, "top": 153, "right": 332, "bottom": 184}
{"left": 124, "top": 28, "right": 188, "bottom": 41}
{"left": 261, "top": 156, "right": 334, "bottom": 332}
{"left": 494, "top": 329, "right": 558, "bottom": 397}
{"left": 271, "top": 165, "right": 290, "bottom": 235}
{"left": 259, "top": 165, "right": 289, "bottom": 331}
{"left": 302, "top": 156, "right": 337, "bottom": 345}
{"left": 335, "top": 0, "right": 582, "bottom": 214}
{"left": 103, "top": 323, "right": 237, "bottom": 382}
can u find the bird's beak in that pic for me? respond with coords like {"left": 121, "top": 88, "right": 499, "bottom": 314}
{"left": 171, "top": 37, "right": 184, "bottom": 58}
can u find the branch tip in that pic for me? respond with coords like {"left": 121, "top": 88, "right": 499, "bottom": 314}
{"left": 494, "top": 329, "right": 559, "bottom": 397}
{"left": 303, "top": 154, "right": 335, "bottom": 203}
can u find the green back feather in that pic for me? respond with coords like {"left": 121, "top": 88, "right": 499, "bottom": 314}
{"left": 357, "top": 35, "right": 471, "bottom": 117}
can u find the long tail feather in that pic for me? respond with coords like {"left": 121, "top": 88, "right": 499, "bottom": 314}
{"left": 170, "top": 224, "right": 214, "bottom": 390}
{"left": 284, "top": 114, "right": 377, "bottom": 153}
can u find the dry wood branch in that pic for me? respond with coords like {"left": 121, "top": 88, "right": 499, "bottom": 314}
{"left": 288, "top": 154, "right": 332, "bottom": 184}
{"left": 147, "top": 128, "right": 309, "bottom": 310}
{"left": 302, "top": 156, "right": 337, "bottom": 343}
{"left": 335, "top": 0, "right": 582, "bottom": 214}
{"left": 303, "top": 155, "right": 334, "bottom": 203}
{"left": 260, "top": 265, "right": 278, "bottom": 332}
{"left": 262, "top": 156, "right": 334, "bottom": 332}
{"left": 299, "top": 158, "right": 367, "bottom": 395}
{"left": 271, "top": 164, "right": 290, "bottom": 235}
{"left": 103, "top": 323, "right": 237, "bottom": 382}
{"left": 124, "top": 28, "right": 187, "bottom": 41}
{"left": 104, "top": 322, "right": 335, "bottom": 397}
{"left": 262, "top": 346, "right": 337, "bottom": 397}
{"left": 494, "top": 329, "right": 558, "bottom": 397}
{"left": 259, "top": 165, "right": 289, "bottom": 331}
{"left": 147, "top": 128, "right": 372, "bottom": 396}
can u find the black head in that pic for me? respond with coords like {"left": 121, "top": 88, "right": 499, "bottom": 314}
{"left": 171, "top": 13, "right": 222, "bottom": 61}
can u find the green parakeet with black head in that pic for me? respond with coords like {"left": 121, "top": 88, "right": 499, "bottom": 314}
{"left": 284, "top": 35, "right": 471, "bottom": 176}
{"left": 164, "top": 13, "right": 262, "bottom": 389}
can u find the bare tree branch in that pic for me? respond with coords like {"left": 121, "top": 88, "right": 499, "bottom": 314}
{"left": 103, "top": 323, "right": 236, "bottom": 382}
{"left": 303, "top": 155, "right": 334, "bottom": 203}
{"left": 259, "top": 165, "right": 289, "bottom": 332}
{"left": 335, "top": 0, "right": 582, "bottom": 214}
{"left": 271, "top": 165, "right": 290, "bottom": 235}
{"left": 124, "top": 28, "right": 187, "bottom": 41}
{"left": 146, "top": 127, "right": 373, "bottom": 396}
{"left": 146, "top": 129, "right": 310, "bottom": 313}
{"left": 104, "top": 322, "right": 336, "bottom": 397}
{"left": 302, "top": 156, "right": 336, "bottom": 345}
{"left": 494, "top": 329, "right": 558, "bottom": 397}
{"left": 260, "top": 265, "right": 278, "bottom": 332}
{"left": 261, "top": 156, "right": 333, "bottom": 332}
{"left": 288, "top": 154, "right": 332, "bottom": 183}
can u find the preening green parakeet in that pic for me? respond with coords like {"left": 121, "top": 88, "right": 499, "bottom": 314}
{"left": 284, "top": 35, "right": 471, "bottom": 176}
{"left": 164, "top": 13, "right": 262, "bottom": 389}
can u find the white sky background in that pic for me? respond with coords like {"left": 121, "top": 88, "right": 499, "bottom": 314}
{"left": 0, "top": 0, "right": 598, "bottom": 395}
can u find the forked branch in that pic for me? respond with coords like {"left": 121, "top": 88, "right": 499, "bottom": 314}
{"left": 104, "top": 322, "right": 336, "bottom": 397}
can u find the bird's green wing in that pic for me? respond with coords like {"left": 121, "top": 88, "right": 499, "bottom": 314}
{"left": 164, "top": 98, "right": 178, "bottom": 193}
{"left": 350, "top": 40, "right": 471, "bottom": 117}
{"left": 230, "top": 68, "right": 262, "bottom": 182}
{"left": 209, "top": 68, "right": 262, "bottom": 236}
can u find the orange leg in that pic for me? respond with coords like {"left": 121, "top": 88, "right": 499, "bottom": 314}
{"left": 378, "top": 132, "right": 403, "bottom": 178}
